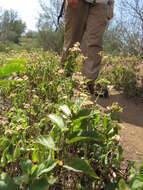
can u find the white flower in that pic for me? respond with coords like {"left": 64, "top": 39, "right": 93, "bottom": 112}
{"left": 112, "top": 135, "right": 120, "bottom": 142}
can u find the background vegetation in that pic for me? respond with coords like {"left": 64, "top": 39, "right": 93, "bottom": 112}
{"left": 0, "top": 0, "right": 143, "bottom": 55}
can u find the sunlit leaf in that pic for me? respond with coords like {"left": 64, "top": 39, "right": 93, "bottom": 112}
{"left": 48, "top": 177, "right": 57, "bottom": 185}
{"left": 37, "top": 161, "right": 57, "bottom": 177}
{"left": 32, "top": 150, "right": 39, "bottom": 163}
{"left": 36, "top": 136, "right": 56, "bottom": 150}
{"left": 67, "top": 136, "right": 97, "bottom": 144}
{"left": 49, "top": 114, "right": 68, "bottom": 131}
{"left": 13, "top": 141, "right": 21, "bottom": 161}
{"left": 60, "top": 105, "right": 71, "bottom": 116}
{"left": 118, "top": 179, "right": 129, "bottom": 190}
{"left": 132, "top": 179, "right": 143, "bottom": 189}
{"left": 0, "top": 59, "right": 27, "bottom": 78}
{"left": 64, "top": 158, "right": 98, "bottom": 179}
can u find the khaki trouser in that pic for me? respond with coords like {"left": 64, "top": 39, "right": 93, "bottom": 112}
{"left": 62, "top": 0, "right": 108, "bottom": 80}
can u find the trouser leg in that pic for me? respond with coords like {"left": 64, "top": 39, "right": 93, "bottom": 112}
{"left": 82, "top": 3, "right": 108, "bottom": 80}
{"left": 61, "top": 0, "right": 89, "bottom": 64}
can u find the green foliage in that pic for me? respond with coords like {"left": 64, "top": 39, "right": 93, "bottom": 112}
{"left": 0, "top": 49, "right": 142, "bottom": 189}
{"left": 117, "top": 164, "right": 143, "bottom": 190}
{"left": 0, "top": 9, "right": 25, "bottom": 44}
{"left": 37, "top": 29, "right": 64, "bottom": 53}
{"left": 36, "top": 136, "right": 56, "bottom": 150}
{"left": 0, "top": 174, "right": 19, "bottom": 190}
{"left": 37, "top": 0, "right": 64, "bottom": 53}
{"left": 19, "top": 36, "right": 39, "bottom": 52}
{"left": 64, "top": 157, "right": 98, "bottom": 179}
{"left": 0, "top": 58, "right": 27, "bottom": 78}
{"left": 101, "top": 55, "right": 142, "bottom": 97}
{"left": 104, "top": 23, "right": 142, "bottom": 56}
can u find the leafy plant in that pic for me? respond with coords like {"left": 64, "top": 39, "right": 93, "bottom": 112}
{"left": 0, "top": 49, "right": 142, "bottom": 190}
{"left": 34, "top": 102, "right": 124, "bottom": 189}
{"left": 101, "top": 55, "right": 142, "bottom": 97}
{"left": 117, "top": 164, "right": 143, "bottom": 190}
{"left": 0, "top": 58, "right": 27, "bottom": 78}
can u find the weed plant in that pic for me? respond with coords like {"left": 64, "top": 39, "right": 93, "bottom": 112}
{"left": 101, "top": 55, "right": 142, "bottom": 97}
{"left": 0, "top": 48, "right": 142, "bottom": 189}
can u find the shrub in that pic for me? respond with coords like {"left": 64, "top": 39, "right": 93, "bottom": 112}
{"left": 101, "top": 55, "right": 142, "bottom": 97}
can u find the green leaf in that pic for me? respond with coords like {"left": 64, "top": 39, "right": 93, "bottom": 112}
{"left": 139, "top": 164, "right": 143, "bottom": 180}
{"left": 1, "top": 152, "right": 7, "bottom": 168}
{"left": 49, "top": 114, "right": 68, "bottom": 131}
{"left": 21, "top": 159, "right": 32, "bottom": 175}
{"left": 102, "top": 115, "right": 108, "bottom": 129}
{"left": 0, "top": 181, "right": 7, "bottom": 190}
{"left": 0, "top": 58, "right": 26, "bottom": 78}
{"left": 13, "top": 141, "right": 21, "bottom": 161}
{"left": 74, "top": 99, "right": 84, "bottom": 111}
{"left": 94, "top": 112, "right": 100, "bottom": 125}
{"left": 0, "top": 174, "right": 19, "bottom": 190}
{"left": 29, "top": 178, "right": 48, "bottom": 190}
{"left": 83, "top": 131, "right": 105, "bottom": 144}
{"left": 60, "top": 105, "right": 71, "bottom": 116}
{"left": 32, "top": 150, "right": 39, "bottom": 163}
{"left": 15, "top": 175, "right": 29, "bottom": 185}
{"left": 37, "top": 161, "right": 57, "bottom": 177}
{"left": 36, "top": 136, "right": 56, "bottom": 150}
{"left": 31, "top": 165, "right": 38, "bottom": 176}
{"left": 48, "top": 177, "right": 57, "bottom": 185}
{"left": 73, "top": 108, "right": 91, "bottom": 122}
{"left": 66, "top": 136, "right": 97, "bottom": 144}
{"left": 0, "top": 80, "right": 23, "bottom": 87}
{"left": 118, "top": 179, "right": 129, "bottom": 190}
{"left": 64, "top": 158, "right": 98, "bottom": 179}
{"left": 128, "top": 167, "right": 136, "bottom": 181}
{"left": 132, "top": 179, "right": 143, "bottom": 189}
{"left": 32, "top": 160, "right": 57, "bottom": 178}
{"left": 32, "top": 164, "right": 44, "bottom": 178}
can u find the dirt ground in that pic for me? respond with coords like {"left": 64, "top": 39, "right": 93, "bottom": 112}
{"left": 97, "top": 88, "right": 143, "bottom": 169}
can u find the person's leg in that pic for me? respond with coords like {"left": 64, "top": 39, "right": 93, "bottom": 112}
{"left": 82, "top": 3, "right": 108, "bottom": 80}
{"left": 61, "top": 0, "right": 89, "bottom": 65}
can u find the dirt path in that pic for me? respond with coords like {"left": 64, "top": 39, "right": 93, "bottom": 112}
{"left": 97, "top": 89, "right": 143, "bottom": 169}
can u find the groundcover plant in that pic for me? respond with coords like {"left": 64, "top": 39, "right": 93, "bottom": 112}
{"left": 0, "top": 48, "right": 143, "bottom": 190}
